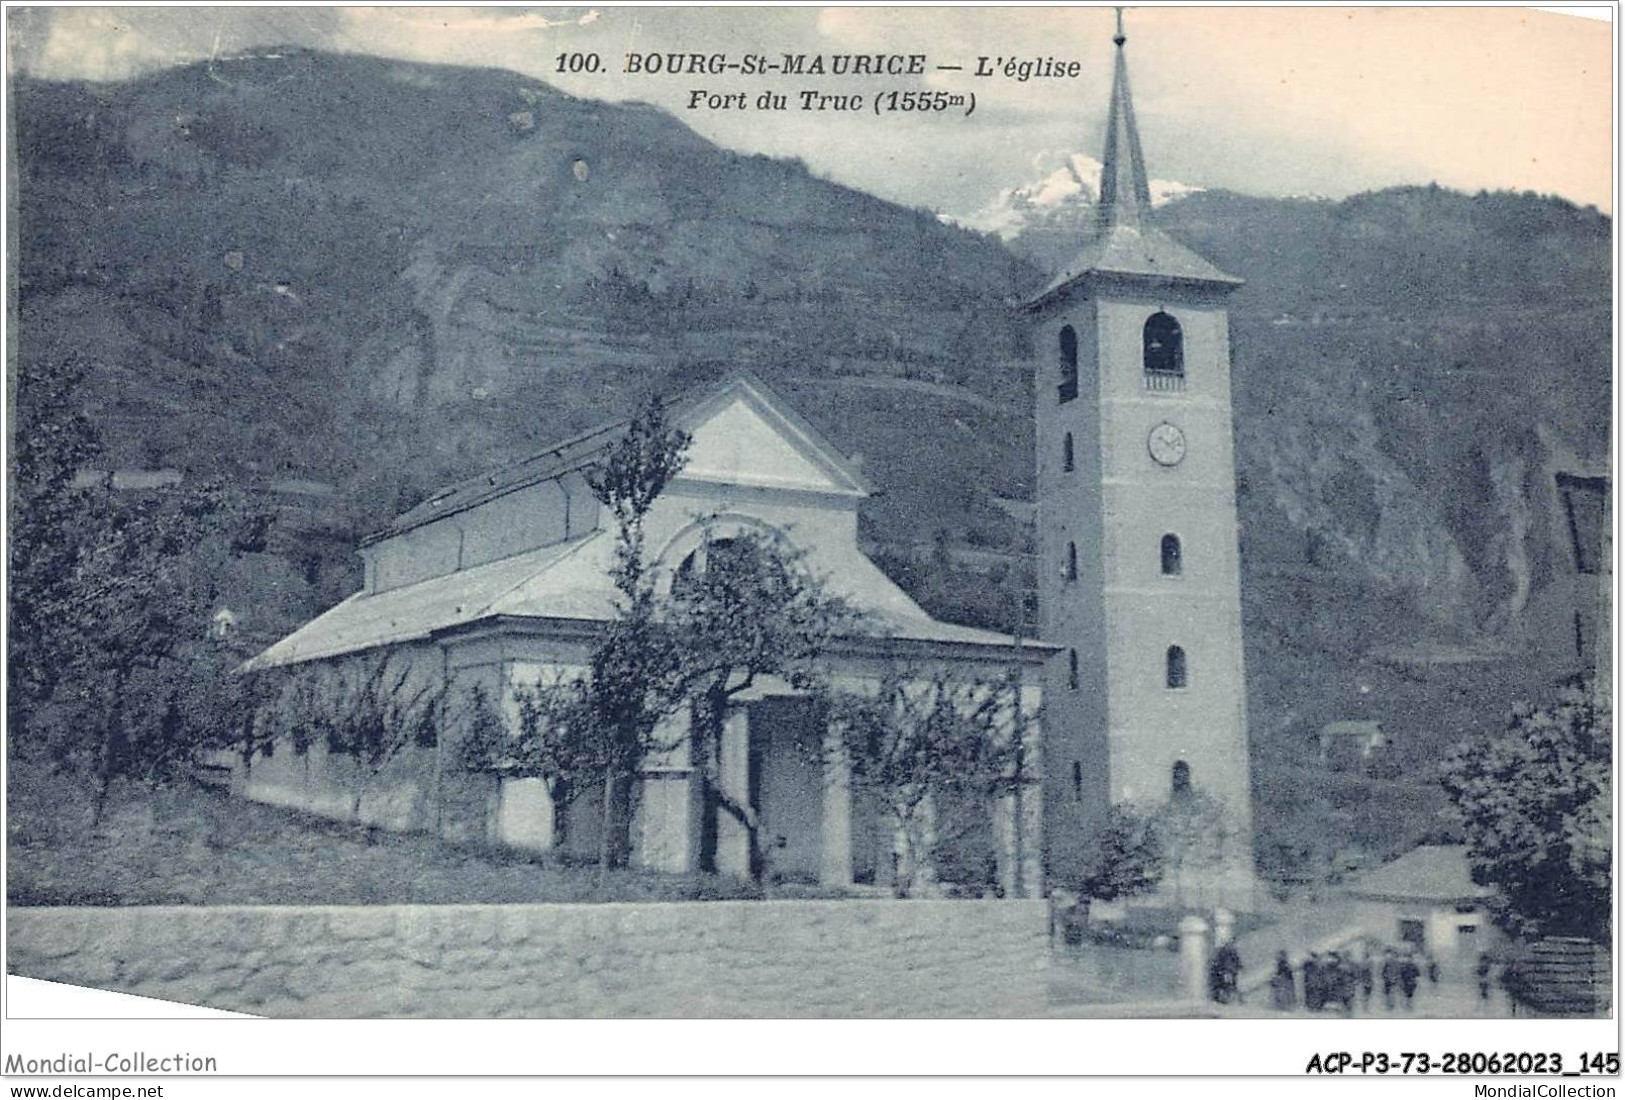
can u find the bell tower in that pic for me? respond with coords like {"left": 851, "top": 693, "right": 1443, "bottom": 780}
{"left": 1031, "top": 12, "right": 1254, "bottom": 901}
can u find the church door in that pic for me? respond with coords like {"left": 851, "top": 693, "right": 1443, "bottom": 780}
{"left": 748, "top": 696, "right": 826, "bottom": 884}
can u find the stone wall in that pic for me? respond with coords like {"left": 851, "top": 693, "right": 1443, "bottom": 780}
{"left": 8, "top": 900, "right": 1049, "bottom": 1018}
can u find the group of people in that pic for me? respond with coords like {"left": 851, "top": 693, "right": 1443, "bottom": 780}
{"left": 1268, "top": 944, "right": 1436, "bottom": 1013}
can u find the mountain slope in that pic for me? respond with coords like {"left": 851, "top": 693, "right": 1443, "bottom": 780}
{"left": 15, "top": 50, "right": 1032, "bottom": 526}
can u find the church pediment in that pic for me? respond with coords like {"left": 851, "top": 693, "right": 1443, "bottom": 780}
{"left": 675, "top": 376, "right": 871, "bottom": 498}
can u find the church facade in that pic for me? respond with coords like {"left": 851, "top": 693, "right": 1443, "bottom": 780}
{"left": 243, "top": 374, "right": 1047, "bottom": 895}
{"left": 1027, "top": 23, "right": 1256, "bottom": 897}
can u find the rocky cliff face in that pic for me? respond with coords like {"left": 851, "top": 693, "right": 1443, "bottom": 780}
{"left": 1009, "top": 185, "right": 1607, "bottom": 641}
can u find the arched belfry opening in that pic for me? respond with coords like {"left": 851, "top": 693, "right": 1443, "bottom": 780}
{"left": 1143, "top": 312, "right": 1183, "bottom": 377}
{"left": 1058, "top": 325, "right": 1079, "bottom": 403}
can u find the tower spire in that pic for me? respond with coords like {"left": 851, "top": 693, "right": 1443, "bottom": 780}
{"left": 1098, "top": 7, "right": 1152, "bottom": 231}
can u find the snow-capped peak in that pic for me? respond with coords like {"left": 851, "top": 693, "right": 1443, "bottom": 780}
{"left": 956, "top": 151, "right": 1203, "bottom": 239}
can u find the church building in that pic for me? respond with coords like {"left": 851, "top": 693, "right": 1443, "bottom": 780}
{"left": 242, "top": 17, "right": 1253, "bottom": 905}
{"left": 1027, "top": 17, "right": 1256, "bottom": 898}
{"left": 243, "top": 374, "right": 1047, "bottom": 895}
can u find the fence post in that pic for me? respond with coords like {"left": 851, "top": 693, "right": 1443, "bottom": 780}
{"left": 1179, "top": 914, "right": 1213, "bottom": 1002}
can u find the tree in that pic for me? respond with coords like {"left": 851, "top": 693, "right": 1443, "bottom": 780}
{"left": 9, "top": 353, "right": 103, "bottom": 728}
{"left": 827, "top": 665, "right": 1034, "bottom": 896}
{"left": 1440, "top": 678, "right": 1611, "bottom": 943}
{"left": 578, "top": 394, "right": 692, "bottom": 872}
{"left": 669, "top": 528, "right": 851, "bottom": 879}
{"left": 453, "top": 683, "right": 513, "bottom": 777}
{"left": 50, "top": 483, "right": 245, "bottom": 823}
{"left": 1156, "top": 788, "right": 1242, "bottom": 908}
{"left": 10, "top": 353, "right": 264, "bottom": 823}
{"left": 455, "top": 678, "right": 601, "bottom": 847}
{"left": 200, "top": 645, "right": 282, "bottom": 773}
{"left": 1252, "top": 763, "right": 1342, "bottom": 892}
{"left": 291, "top": 654, "right": 449, "bottom": 825}
{"left": 1075, "top": 803, "right": 1164, "bottom": 903}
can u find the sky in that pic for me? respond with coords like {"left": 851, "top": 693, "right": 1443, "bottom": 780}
{"left": 6, "top": 5, "right": 1614, "bottom": 219}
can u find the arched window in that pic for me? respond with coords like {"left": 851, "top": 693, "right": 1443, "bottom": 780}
{"left": 1072, "top": 761, "right": 1084, "bottom": 800}
{"left": 1171, "top": 760, "right": 1192, "bottom": 798}
{"left": 1160, "top": 534, "right": 1182, "bottom": 576}
{"left": 672, "top": 536, "right": 737, "bottom": 598}
{"left": 674, "top": 550, "right": 700, "bottom": 591}
{"left": 1067, "top": 648, "right": 1080, "bottom": 691}
{"left": 1166, "top": 645, "right": 1188, "bottom": 689}
{"left": 1062, "top": 432, "right": 1075, "bottom": 473}
{"left": 1065, "top": 541, "right": 1078, "bottom": 582}
{"left": 1143, "top": 312, "right": 1184, "bottom": 376}
{"left": 1058, "top": 325, "right": 1079, "bottom": 403}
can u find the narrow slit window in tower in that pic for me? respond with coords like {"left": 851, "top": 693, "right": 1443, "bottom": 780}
{"left": 1160, "top": 533, "right": 1182, "bottom": 576}
{"left": 1166, "top": 645, "right": 1188, "bottom": 689}
{"left": 1068, "top": 648, "right": 1080, "bottom": 691}
{"left": 1058, "top": 325, "right": 1079, "bottom": 403}
{"left": 1063, "top": 432, "right": 1075, "bottom": 472}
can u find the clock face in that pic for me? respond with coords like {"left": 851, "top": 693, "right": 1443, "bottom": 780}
{"left": 1148, "top": 422, "right": 1187, "bottom": 466}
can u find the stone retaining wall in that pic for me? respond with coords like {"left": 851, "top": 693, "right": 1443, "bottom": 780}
{"left": 9, "top": 900, "right": 1049, "bottom": 1017}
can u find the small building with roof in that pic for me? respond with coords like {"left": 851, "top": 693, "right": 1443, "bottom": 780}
{"left": 210, "top": 607, "right": 241, "bottom": 641}
{"left": 242, "top": 374, "right": 1049, "bottom": 894}
{"left": 1317, "top": 720, "right": 1390, "bottom": 772}
{"left": 1344, "top": 844, "right": 1500, "bottom": 965}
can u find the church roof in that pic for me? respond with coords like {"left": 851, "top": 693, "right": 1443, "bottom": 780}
{"left": 243, "top": 535, "right": 603, "bottom": 669}
{"left": 370, "top": 372, "right": 872, "bottom": 544}
{"left": 1028, "top": 223, "right": 1242, "bottom": 306}
{"left": 1344, "top": 845, "right": 1495, "bottom": 905}
{"left": 1319, "top": 720, "right": 1386, "bottom": 738}
{"left": 248, "top": 373, "right": 1042, "bottom": 670}
{"left": 247, "top": 519, "right": 1035, "bottom": 670}
{"left": 1026, "top": 18, "right": 1240, "bottom": 309}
